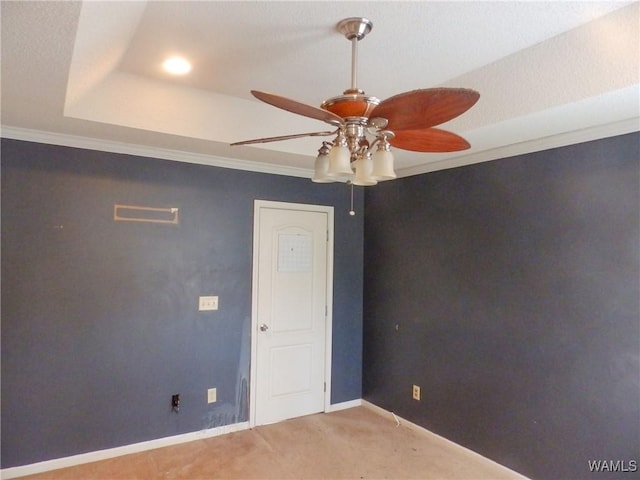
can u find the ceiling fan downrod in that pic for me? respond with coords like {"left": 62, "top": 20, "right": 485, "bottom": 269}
{"left": 337, "top": 17, "right": 372, "bottom": 94}
{"left": 321, "top": 18, "right": 380, "bottom": 120}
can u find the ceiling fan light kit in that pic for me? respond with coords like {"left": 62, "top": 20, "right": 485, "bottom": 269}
{"left": 231, "top": 17, "right": 480, "bottom": 188}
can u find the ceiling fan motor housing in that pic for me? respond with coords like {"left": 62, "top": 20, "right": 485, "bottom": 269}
{"left": 320, "top": 94, "right": 380, "bottom": 122}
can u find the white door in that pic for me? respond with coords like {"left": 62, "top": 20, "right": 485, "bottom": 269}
{"left": 251, "top": 201, "right": 333, "bottom": 427}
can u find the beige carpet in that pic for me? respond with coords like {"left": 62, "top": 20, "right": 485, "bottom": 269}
{"left": 18, "top": 406, "right": 526, "bottom": 479}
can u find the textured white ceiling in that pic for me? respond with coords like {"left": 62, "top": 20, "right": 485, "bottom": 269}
{"left": 2, "top": 1, "right": 638, "bottom": 178}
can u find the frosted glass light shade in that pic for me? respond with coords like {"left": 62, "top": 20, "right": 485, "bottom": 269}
{"left": 371, "top": 149, "right": 396, "bottom": 180}
{"left": 328, "top": 145, "right": 353, "bottom": 177}
{"left": 352, "top": 156, "right": 377, "bottom": 186}
{"left": 312, "top": 153, "right": 334, "bottom": 183}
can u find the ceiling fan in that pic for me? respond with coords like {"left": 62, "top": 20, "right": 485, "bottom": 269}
{"left": 231, "top": 17, "right": 479, "bottom": 186}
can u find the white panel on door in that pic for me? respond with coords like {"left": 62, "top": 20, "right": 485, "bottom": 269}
{"left": 270, "top": 344, "right": 313, "bottom": 397}
{"left": 278, "top": 233, "right": 312, "bottom": 272}
{"left": 273, "top": 233, "right": 314, "bottom": 332}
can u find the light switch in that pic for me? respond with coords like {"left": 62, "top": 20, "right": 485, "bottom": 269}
{"left": 199, "top": 296, "right": 218, "bottom": 311}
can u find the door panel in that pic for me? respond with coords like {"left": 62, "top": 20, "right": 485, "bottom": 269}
{"left": 270, "top": 344, "right": 313, "bottom": 396}
{"left": 253, "top": 205, "right": 330, "bottom": 426}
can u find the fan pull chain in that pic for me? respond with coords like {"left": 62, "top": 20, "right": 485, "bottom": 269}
{"left": 349, "top": 181, "right": 356, "bottom": 216}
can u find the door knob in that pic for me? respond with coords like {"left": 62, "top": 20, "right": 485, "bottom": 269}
{"left": 259, "top": 323, "right": 269, "bottom": 332}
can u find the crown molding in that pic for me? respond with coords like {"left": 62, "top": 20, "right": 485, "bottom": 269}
{"left": 0, "top": 126, "right": 314, "bottom": 179}
{"left": 2, "top": 119, "right": 638, "bottom": 181}
{"left": 397, "top": 117, "right": 640, "bottom": 177}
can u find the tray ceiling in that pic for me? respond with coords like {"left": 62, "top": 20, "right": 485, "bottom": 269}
{"left": 2, "top": 1, "right": 638, "bottom": 178}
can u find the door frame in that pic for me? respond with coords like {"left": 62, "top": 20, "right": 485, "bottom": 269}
{"left": 249, "top": 200, "right": 334, "bottom": 428}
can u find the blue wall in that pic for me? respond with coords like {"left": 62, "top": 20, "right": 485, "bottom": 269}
{"left": 1, "top": 139, "right": 364, "bottom": 468}
{"left": 363, "top": 132, "right": 639, "bottom": 479}
{"left": 4, "top": 133, "right": 638, "bottom": 476}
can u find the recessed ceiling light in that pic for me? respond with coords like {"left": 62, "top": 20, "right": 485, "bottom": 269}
{"left": 162, "top": 56, "right": 192, "bottom": 75}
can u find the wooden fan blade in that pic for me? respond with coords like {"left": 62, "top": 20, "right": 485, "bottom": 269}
{"left": 231, "top": 129, "right": 337, "bottom": 146}
{"left": 372, "top": 88, "right": 479, "bottom": 131}
{"left": 390, "top": 128, "right": 471, "bottom": 153}
{"left": 252, "top": 90, "right": 344, "bottom": 126}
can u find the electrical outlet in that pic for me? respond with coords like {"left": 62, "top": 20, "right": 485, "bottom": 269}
{"left": 199, "top": 296, "right": 218, "bottom": 311}
{"left": 412, "top": 384, "right": 421, "bottom": 401}
{"left": 171, "top": 394, "right": 180, "bottom": 412}
{"left": 207, "top": 387, "right": 217, "bottom": 404}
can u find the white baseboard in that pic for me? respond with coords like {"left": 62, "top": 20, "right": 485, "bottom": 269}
{"left": 2, "top": 400, "right": 526, "bottom": 480}
{"left": 1, "top": 401, "right": 360, "bottom": 479}
{"left": 0, "top": 421, "right": 249, "bottom": 480}
{"left": 361, "top": 400, "right": 529, "bottom": 480}
{"left": 328, "top": 398, "right": 362, "bottom": 412}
